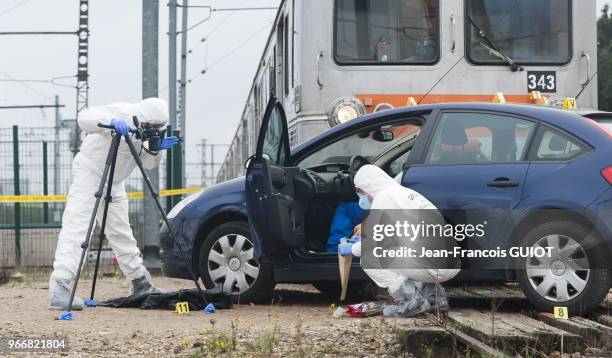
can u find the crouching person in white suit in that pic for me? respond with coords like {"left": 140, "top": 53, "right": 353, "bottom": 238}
{"left": 340, "top": 165, "right": 460, "bottom": 317}
{"left": 48, "top": 98, "right": 179, "bottom": 310}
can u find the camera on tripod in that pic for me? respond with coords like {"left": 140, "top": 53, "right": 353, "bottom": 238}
{"left": 131, "top": 116, "right": 166, "bottom": 152}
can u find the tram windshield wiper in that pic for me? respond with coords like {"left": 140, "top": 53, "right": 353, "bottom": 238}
{"left": 468, "top": 16, "right": 524, "bottom": 72}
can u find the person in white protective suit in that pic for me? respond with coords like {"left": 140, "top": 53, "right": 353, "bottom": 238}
{"left": 340, "top": 165, "right": 460, "bottom": 316}
{"left": 48, "top": 98, "right": 178, "bottom": 310}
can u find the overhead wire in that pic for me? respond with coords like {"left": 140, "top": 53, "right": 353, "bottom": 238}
{"left": 190, "top": 20, "right": 273, "bottom": 82}
{"left": 0, "top": 70, "right": 51, "bottom": 100}
{"left": 0, "top": 0, "right": 35, "bottom": 18}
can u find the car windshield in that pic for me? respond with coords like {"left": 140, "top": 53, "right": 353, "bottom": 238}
{"left": 334, "top": 0, "right": 439, "bottom": 64}
{"left": 298, "top": 122, "right": 421, "bottom": 169}
{"left": 467, "top": 0, "right": 571, "bottom": 64}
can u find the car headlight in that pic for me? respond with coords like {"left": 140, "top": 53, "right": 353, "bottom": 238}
{"left": 327, "top": 97, "right": 366, "bottom": 127}
{"left": 167, "top": 190, "right": 203, "bottom": 219}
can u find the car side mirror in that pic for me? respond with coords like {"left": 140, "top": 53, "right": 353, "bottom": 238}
{"left": 373, "top": 129, "right": 394, "bottom": 142}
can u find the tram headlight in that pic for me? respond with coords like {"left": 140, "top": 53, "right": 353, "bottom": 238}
{"left": 327, "top": 97, "right": 365, "bottom": 127}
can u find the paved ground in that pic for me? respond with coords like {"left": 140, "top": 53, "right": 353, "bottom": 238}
{"left": 1, "top": 276, "right": 406, "bottom": 357}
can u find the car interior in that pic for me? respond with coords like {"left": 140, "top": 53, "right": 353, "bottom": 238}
{"left": 286, "top": 118, "right": 425, "bottom": 253}
{"left": 283, "top": 112, "right": 538, "bottom": 254}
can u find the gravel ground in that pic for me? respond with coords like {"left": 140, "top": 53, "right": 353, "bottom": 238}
{"left": 0, "top": 276, "right": 406, "bottom": 357}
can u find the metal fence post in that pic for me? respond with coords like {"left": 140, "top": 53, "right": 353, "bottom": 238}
{"left": 43, "top": 141, "right": 49, "bottom": 224}
{"left": 12, "top": 125, "right": 21, "bottom": 269}
{"left": 165, "top": 125, "right": 173, "bottom": 213}
{"left": 172, "top": 129, "right": 182, "bottom": 207}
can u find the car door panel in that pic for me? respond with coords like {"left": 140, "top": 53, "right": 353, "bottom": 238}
{"left": 401, "top": 110, "right": 537, "bottom": 269}
{"left": 246, "top": 98, "right": 305, "bottom": 264}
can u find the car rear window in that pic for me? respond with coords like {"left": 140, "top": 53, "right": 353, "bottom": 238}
{"left": 581, "top": 114, "right": 612, "bottom": 140}
{"left": 531, "top": 128, "right": 588, "bottom": 161}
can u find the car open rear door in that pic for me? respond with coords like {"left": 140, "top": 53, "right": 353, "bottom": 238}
{"left": 245, "top": 97, "right": 305, "bottom": 264}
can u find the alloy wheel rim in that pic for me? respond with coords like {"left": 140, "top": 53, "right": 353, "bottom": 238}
{"left": 207, "top": 234, "right": 260, "bottom": 295}
{"left": 526, "top": 234, "right": 590, "bottom": 302}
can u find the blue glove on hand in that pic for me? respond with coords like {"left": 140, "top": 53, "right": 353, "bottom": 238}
{"left": 339, "top": 242, "right": 354, "bottom": 257}
{"left": 110, "top": 119, "right": 130, "bottom": 136}
{"left": 159, "top": 136, "right": 179, "bottom": 150}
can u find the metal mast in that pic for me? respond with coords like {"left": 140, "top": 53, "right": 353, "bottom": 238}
{"left": 75, "top": 0, "right": 90, "bottom": 152}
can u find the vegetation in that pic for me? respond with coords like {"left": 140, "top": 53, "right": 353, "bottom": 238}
{"left": 599, "top": 4, "right": 612, "bottom": 110}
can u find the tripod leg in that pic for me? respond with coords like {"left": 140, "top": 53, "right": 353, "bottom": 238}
{"left": 88, "top": 143, "right": 119, "bottom": 304}
{"left": 64, "top": 135, "right": 122, "bottom": 314}
{"left": 123, "top": 136, "right": 209, "bottom": 306}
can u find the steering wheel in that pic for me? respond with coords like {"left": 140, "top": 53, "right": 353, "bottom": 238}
{"left": 349, "top": 155, "right": 371, "bottom": 186}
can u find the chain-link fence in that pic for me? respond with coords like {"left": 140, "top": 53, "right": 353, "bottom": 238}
{"left": 0, "top": 125, "right": 203, "bottom": 272}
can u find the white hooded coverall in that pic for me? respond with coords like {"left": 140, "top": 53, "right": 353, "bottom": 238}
{"left": 49, "top": 99, "right": 169, "bottom": 287}
{"left": 351, "top": 165, "right": 460, "bottom": 289}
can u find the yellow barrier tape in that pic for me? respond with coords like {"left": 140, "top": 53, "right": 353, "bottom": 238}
{"left": 0, "top": 188, "right": 203, "bottom": 203}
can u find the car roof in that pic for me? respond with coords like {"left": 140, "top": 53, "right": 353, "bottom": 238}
{"left": 293, "top": 102, "right": 597, "bottom": 155}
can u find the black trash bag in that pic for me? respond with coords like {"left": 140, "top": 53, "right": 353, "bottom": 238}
{"left": 98, "top": 287, "right": 232, "bottom": 311}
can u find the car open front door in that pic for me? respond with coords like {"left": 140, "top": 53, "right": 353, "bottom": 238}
{"left": 245, "top": 97, "right": 305, "bottom": 264}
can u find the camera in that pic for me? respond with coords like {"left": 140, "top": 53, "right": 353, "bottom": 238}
{"left": 132, "top": 116, "right": 166, "bottom": 152}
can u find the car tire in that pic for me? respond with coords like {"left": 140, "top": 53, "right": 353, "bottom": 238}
{"left": 516, "top": 220, "right": 611, "bottom": 315}
{"left": 198, "top": 221, "right": 274, "bottom": 303}
{"left": 312, "top": 280, "right": 379, "bottom": 302}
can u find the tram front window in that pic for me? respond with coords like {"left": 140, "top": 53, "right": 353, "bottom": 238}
{"left": 334, "top": 0, "right": 439, "bottom": 65}
{"left": 467, "top": 0, "right": 571, "bottom": 65}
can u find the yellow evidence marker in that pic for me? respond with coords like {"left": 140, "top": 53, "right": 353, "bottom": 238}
{"left": 493, "top": 92, "right": 506, "bottom": 104}
{"left": 176, "top": 302, "right": 190, "bottom": 314}
{"left": 562, "top": 98, "right": 577, "bottom": 110}
{"left": 553, "top": 306, "right": 569, "bottom": 320}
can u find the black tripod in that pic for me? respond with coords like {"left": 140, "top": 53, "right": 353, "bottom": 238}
{"left": 61, "top": 125, "right": 208, "bottom": 319}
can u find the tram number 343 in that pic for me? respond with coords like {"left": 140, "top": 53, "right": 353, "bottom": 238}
{"left": 527, "top": 71, "right": 557, "bottom": 93}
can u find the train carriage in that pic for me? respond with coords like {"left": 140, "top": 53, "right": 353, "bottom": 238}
{"left": 217, "top": 0, "right": 597, "bottom": 182}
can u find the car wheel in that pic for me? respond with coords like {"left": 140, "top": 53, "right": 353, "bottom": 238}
{"left": 199, "top": 221, "right": 274, "bottom": 303}
{"left": 312, "top": 280, "right": 379, "bottom": 302}
{"left": 516, "top": 220, "right": 610, "bottom": 315}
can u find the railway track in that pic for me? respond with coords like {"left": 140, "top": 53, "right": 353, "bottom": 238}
{"left": 395, "top": 284, "right": 612, "bottom": 357}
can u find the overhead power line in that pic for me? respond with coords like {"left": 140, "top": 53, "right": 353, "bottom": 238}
{"left": 196, "top": 20, "right": 273, "bottom": 77}
{"left": 0, "top": 70, "right": 51, "bottom": 100}
{"left": 0, "top": 104, "right": 65, "bottom": 110}
{"left": 0, "top": 0, "right": 35, "bottom": 18}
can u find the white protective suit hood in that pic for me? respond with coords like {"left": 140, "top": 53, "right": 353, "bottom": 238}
{"left": 138, "top": 98, "right": 169, "bottom": 126}
{"left": 352, "top": 165, "right": 460, "bottom": 286}
{"left": 354, "top": 165, "right": 397, "bottom": 200}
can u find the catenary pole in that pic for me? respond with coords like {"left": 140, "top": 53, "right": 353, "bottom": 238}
{"left": 179, "top": 0, "right": 188, "bottom": 188}
{"left": 142, "top": 0, "right": 162, "bottom": 269}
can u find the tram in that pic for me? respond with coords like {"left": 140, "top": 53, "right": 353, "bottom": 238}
{"left": 217, "top": 0, "right": 597, "bottom": 182}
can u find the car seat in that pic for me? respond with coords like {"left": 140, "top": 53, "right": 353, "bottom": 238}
{"left": 437, "top": 120, "right": 481, "bottom": 163}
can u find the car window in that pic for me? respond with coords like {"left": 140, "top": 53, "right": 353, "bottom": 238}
{"left": 388, "top": 149, "right": 411, "bottom": 177}
{"left": 530, "top": 128, "right": 588, "bottom": 161}
{"left": 426, "top": 112, "right": 535, "bottom": 165}
{"left": 334, "top": 0, "right": 439, "bottom": 65}
{"left": 466, "top": 0, "right": 571, "bottom": 64}
{"left": 599, "top": 120, "right": 612, "bottom": 132}
{"left": 297, "top": 121, "right": 421, "bottom": 169}
{"left": 260, "top": 105, "right": 286, "bottom": 165}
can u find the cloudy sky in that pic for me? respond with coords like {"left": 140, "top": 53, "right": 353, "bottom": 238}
{"left": 0, "top": 0, "right": 607, "bottom": 178}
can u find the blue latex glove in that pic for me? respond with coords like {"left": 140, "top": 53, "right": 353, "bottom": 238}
{"left": 349, "top": 236, "right": 361, "bottom": 243}
{"left": 110, "top": 119, "right": 129, "bottom": 136}
{"left": 159, "top": 136, "right": 179, "bottom": 150}
{"left": 204, "top": 303, "right": 216, "bottom": 314}
{"left": 339, "top": 242, "right": 354, "bottom": 257}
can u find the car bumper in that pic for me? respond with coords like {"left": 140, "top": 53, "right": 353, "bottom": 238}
{"left": 159, "top": 218, "right": 194, "bottom": 280}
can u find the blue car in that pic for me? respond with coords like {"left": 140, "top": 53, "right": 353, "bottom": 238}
{"left": 161, "top": 98, "right": 612, "bottom": 313}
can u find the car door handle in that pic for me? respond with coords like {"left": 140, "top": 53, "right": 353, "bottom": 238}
{"left": 487, "top": 178, "right": 520, "bottom": 188}
{"left": 272, "top": 192, "right": 293, "bottom": 201}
